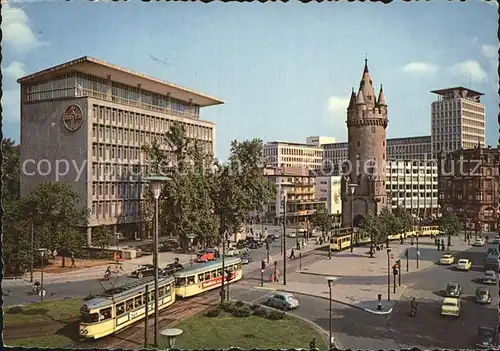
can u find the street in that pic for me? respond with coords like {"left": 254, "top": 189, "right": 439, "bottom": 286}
{"left": 2, "top": 234, "right": 305, "bottom": 307}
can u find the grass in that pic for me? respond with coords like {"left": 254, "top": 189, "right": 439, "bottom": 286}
{"left": 5, "top": 334, "right": 73, "bottom": 348}
{"left": 4, "top": 297, "right": 83, "bottom": 325}
{"left": 157, "top": 313, "right": 327, "bottom": 350}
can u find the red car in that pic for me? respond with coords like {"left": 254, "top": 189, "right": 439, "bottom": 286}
{"left": 196, "top": 249, "right": 218, "bottom": 262}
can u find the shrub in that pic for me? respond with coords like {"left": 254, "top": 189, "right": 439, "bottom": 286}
{"left": 252, "top": 307, "right": 268, "bottom": 318}
{"left": 220, "top": 301, "right": 236, "bottom": 313}
{"left": 266, "top": 310, "right": 285, "bottom": 320}
{"left": 250, "top": 303, "right": 260, "bottom": 311}
{"left": 235, "top": 300, "right": 245, "bottom": 308}
{"left": 205, "top": 308, "right": 221, "bottom": 317}
{"left": 232, "top": 306, "right": 251, "bottom": 318}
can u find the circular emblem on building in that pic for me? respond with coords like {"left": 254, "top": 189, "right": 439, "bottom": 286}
{"left": 62, "top": 105, "right": 84, "bottom": 132}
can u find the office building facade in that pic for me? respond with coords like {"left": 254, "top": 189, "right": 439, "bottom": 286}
{"left": 19, "top": 56, "right": 223, "bottom": 245}
{"left": 431, "top": 87, "right": 485, "bottom": 156}
{"left": 263, "top": 141, "right": 323, "bottom": 170}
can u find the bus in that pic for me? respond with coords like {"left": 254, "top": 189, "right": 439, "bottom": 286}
{"left": 79, "top": 276, "right": 175, "bottom": 340}
{"left": 174, "top": 257, "right": 243, "bottom": 298}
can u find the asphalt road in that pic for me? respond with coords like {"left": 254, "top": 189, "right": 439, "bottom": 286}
{"left": 2, "top": 234, "right": 306, "bottom": 307}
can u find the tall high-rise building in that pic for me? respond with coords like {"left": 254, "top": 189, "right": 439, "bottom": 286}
{"left": 431, "top": 87, "right": 485, "bottom": 156}
{"left": 18, "top": 56, "right": 223, "bottom": 245}
{"left": 341, "top": 60, "right": 388, "bottom": 227}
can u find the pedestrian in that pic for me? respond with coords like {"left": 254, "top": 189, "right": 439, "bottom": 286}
{"left": 410, "top": 236, "right": 414, "bottom": 246}
{"left": 274, "top": 269, "right": 280, "bottom": 282}
{"left": 70, "top": 252, "right": 76, "bottom": 268}
{"left": 290, "top": 248, "right": 295, "bottom": 259}
{"left": 440, "top": 239, "right": 445, "bottom": 251}
{"left": 53, "top": 249, "right": 58, "bottom": 259}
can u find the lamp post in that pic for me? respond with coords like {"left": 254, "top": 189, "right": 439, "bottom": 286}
{"left": 30, "top": 217, "right": 34, "bottom": 282}
{"left": 347, "top": 183, "right": 359, "bottom": 253}
{"left": 387, "top": 248, "right": 391, "bottom": 302}
{"left": 326, "top": 277, "right": 339, "bottom": 350}
{"left": 38, "top": 248, "right": 47, "bottom": 302}
{"left": 144, "top": 175, "right": 171, "bottom": 348}
{"left": 276, "top": 181, "right": 292, "bottom": 285}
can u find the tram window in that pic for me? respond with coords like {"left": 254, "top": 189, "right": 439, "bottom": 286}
{"left": 142, "top": 294, "right": 147, "bottom": 305}
{"left": 159, "top": 287, "right": 165, "bottom": 297}
{"left": 227, "top": 266, "right": 233, "bottom": 273}
{"left": 211, "top": 270, "right": 217, "bottom": 278}
{"left": 175, "top": 277, "right": 186, "bottom": 286}
{"left": 100, "top": 307, "right": 112, "bottom": 321}
{"left": 116, "top": 303, "right": 125, "bottom": 316}
{"left": 126, "top": 299, "right": 134, "bottom": 311}
{"left": 237, "top": 263, "right": 242, "bottom": 270}
{"left": 134, "top": 296, "right": 142, "bottom": 308}
{"left": 198, "top": 273, "right": 204, "bottom": 282}
{"left": 81, "top": 313, "right": 99, "bottom": 324}
{"left": 165, "top": 285, "right": 171, "bottom": 295}
{"left": 149, "top": 292, "right": 155, "bottom": 301}
{"left": 217, "top": 268, "right": 222, "bottom": 276}
{"left": 187, "top": 276, "right": 195, "bottom": 285}
{"left": 204, "top": 272, "right": 211, "bottom": 280}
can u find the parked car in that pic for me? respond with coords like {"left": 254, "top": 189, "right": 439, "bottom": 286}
{"left": 477, "top": 326, "right": 498, "bottom": 349}
{"left": 196, "top": 249, "right": 218, "bottom": 262}
{"left": 475, "top": 287, "right": 492, "bottom": 304}
{"left": 441, "top": 297, "right": 460, "bottom": 317}
{"left": 159, "top": 240, "right": 179, "bottom": 252}
{"left": 473, "top": 238, "right": 485, "bottom": 247}
{"left": 240, "top": 252, "right": 251, "bottom": 265}
{"left": 265, "top": 292, "right": 300, "bottom": 311}
{"left": 487, "top": 248, "right": 499, "bottom": 256}
{"left": 288, "top": 232, "right": 297, "bottom": 238}
{"left": 225, "top": 247, "right": 240, "bottom": 257}
{"left": 484, "top": 254, "right": 500, "bottom": 273}
{"left": 482, "top": 270, "right": 497, "bottom": 285}
{"left": 493, "top": 236, "right": 500, "bottom": 244}
{"left": 248, "top": 240, "right": 263, "bottom": 249}
{"left": 456, "top": 259, "right": 472, "bottom": 271}
{"left": 445, "top": 281, "right": 462, "bottom": 297}
{"left": 440, "top": 254, "right": 455, "bottom": 265}
{"left": 131, "top": 264, "right": 164, "bottom": 279}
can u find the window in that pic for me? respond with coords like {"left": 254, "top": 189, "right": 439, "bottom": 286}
{"left": 99, "top": 307, "right": 112, "bottom": 321}
{"left": 134, "top": 296, "right": 142, "bottom": 308}
{"left": 81, "top": 313, "right": 99, "bottom": 324}
{"left": 126, "top": 299, "right": 134, "bottom": 311}
{"left": 116, "top": 303, "right": 125, "bottom": 316}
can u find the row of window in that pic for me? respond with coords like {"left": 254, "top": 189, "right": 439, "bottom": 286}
{"left": 91, "top": 200, "right": 144, "bottom": 218}
{"left": 175, "top": 263, "right": 241, "bottom": 286}
{"left": 92, "top": 182, "right": 145, "bottom": 199}
{"left": 92, "top": 163, "right": 151, "bottom": 182}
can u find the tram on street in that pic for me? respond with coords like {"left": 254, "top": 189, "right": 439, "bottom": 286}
{"left": 174, "top": 257, "right": 243, "bottom": 298}
{"left": 79, "top": 276, "right": 175, "bottom": 340}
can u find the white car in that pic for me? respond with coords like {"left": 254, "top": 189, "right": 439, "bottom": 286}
{"left": 456, "top": 259, "right": 472, "bottom": 271}
{"left": 225, "top": 247, "right": 240, "bottom": 257}
{"left": 493, "top": 236, "right": 500, "bottom": 244}
{"left": 473, "top": 238, "right": 485, "bottom": 247}
{"left": 288, "top": 232, "right": 297, "bottom": 238}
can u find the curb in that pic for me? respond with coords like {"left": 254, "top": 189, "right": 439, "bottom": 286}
{"left": 254, "top": 286, "right": 394, "bottom": 315}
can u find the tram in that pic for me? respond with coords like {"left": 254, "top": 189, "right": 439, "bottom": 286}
{"left": 174, "top": 257, "right": 243, "bottom": 298}
{"left": 79, "top": 276, "right": 175, "bottom": 340}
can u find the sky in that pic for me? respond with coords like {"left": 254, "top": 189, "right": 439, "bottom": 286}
{"left": 2, "top": 0, "right": 499, "bottom": 160}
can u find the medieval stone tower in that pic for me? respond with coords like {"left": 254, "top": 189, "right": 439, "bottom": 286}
{"left": 341, "top": 59, "right": 388, "bottom": 228}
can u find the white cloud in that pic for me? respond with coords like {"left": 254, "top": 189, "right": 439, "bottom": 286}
{"left": 449, "top": 60, "right": 488, "bottom": 83}
{"left": 402, "top": 62, "right": 438, "bottom": 76}
{"left": 1, "top": 3, "right": 45, "bottom": 52}
{"left": 481, "top": 44, "right": 498, "bottom": 71}
{"left": 326, "top": 96, "right": 350, "bottom": 141}
{"left": 328, "top": 96, "right": 350, "bottom": 112}
{"left": 4, "top": 61, "right": 27, "bottom": 81}
{"left": 2, "top": 88, "right": 21, "bottom": 122}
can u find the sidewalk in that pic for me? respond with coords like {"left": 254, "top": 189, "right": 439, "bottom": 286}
{"left": 256, "top": 237, "right": 473, "bottom": 315}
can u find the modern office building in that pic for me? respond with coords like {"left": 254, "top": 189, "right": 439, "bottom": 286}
{"left": 263, "top": 141, "right": 324, "bottom": 170}
{"left": 18, "top": 56, "right": 223, "bottom": 245}
{"left": 437, "top": 146, "right": 499, "bottom": 232}
{"left": 386, "top": 160, "right": 439, "bottom": 218}
{"left": 264, "top": 167, "right": 326, "bottom": 225}
{"left": 431, "top": 87, "right": 485, "bottom": 156}
{"left": 306, "top": 136, "right": 336, "bottom": 147}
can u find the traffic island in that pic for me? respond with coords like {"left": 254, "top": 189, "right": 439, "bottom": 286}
{"left": 155, "top": 301, "right": 327, "bottom": 350}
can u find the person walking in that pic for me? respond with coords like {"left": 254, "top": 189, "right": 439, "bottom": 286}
{"left": 70, "top": 252, "right": 76, "bottom": 268}
{"left": 290, "top": 248, "right": 296, "bottom": 259}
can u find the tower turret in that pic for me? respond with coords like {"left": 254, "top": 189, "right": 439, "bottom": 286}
{"left": 377, "top": 84, "right": 387, "bottom": 106}
{"left": 360, "top": 59, "right": 376, "bottom": 107}
{"left": 355, "top": 89, "right": 365, "bottom": 105}
{"left": 347, "top": 88, "right": 356, "bottom": 110}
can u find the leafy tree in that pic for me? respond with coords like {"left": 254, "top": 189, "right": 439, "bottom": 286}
{"left": 378, "top": 207, "right": 397, "bottom": 248}
{"left": 93, "top": 225, "right": 115, "bottom": 249}
{"left": 360, "top": 212, "right": 383, "bottom": 258}
{"left": 3, "top": 198, "right": 32, "bottom": 274}
{"left": 311, "top": 206, "right": 331, "bottom": 236}
{"left": 393, "top": 206, "right": 412, "bottom": 235}
{"left": 2, "top": 138, "right": 21, "bottom": 202}
{"left": 440, "top": 211, "right": 462, "bottom": 246}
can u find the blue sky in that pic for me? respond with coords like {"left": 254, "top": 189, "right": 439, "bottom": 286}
{"left": 2, "top": 1, "right": 498, "bottom": 160}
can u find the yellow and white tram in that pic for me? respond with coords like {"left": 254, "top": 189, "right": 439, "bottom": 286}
{"left": 174, "top": 257, "right": 243, "bottom": 298}
{"left": 79, "top": 276, "right": 175, "bottom": 340}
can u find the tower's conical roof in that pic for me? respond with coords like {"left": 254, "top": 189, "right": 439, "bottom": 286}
{"left": 355, "top": 89, "right": 365, "bottom": 105}
{"left": 360, "top": 59, "right": 376, "bottom": 105}
{"left": 348, "top": 88, "right": 356, "bottom": 109}
{"left": 377, "top": 84, "right": 387, "bottom": 106}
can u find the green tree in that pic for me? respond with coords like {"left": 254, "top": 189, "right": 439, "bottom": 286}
{"left": 311, "top": 206, "right": 331, "bottom": 236}
{"left": 393, "top": 206, "right": 412, "bottom": 236}
{"left": 93, "top": 225, "right": 115, "bottom": 249}
{"left": 2, "top": 138, "right": 21, "bottom": 202}
{"left": 378, "top": 207, "right": 397, "bottom": 248}
{"left": 360, "top": 212, "right": 383, "bottom": 258}
{"left": 440, "top": 211, "right": 462, "bottom": 246}
{"left": 3, "top": 198, "right": 32, "bottom": 274}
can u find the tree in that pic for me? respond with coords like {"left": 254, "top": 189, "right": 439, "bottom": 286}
{"left": 378, "top": 207, "right": 398, "bottom": 248}
{"left": 3, "top": 198, "right": 32, "bottom": 274}
{"left": 360, "top": 212, "right": 383, "bottom": 258}
{"left": 93, "top": 225, "right": 115, "bottom": 249}
{"left": 440, "top": 211, "right": 462, "bottom": 247}
{"left": 2, "top": 138, "right": 21, "bottom": 202}
{"left": 311, "top": 206, "right": 331, "bottom": 236}
{"left": 393, "top": 206, "right": 412, "bottom": 236}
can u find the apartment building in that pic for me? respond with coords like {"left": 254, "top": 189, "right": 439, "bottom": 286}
{"left": 264, "top": 167, "right": 326, "bottom": 225}
{"left": 386, "top": 160, "right": 439, "bottom": 218}
{"left": 19, "top": 56, "right": 223, "bottom": 245}
{"left": 437, "top": 146, "right": 499, "bottom": 232}
{"left": 431, "top": 87, "right": 485, "bottom": 156}
{"left": 263, "top": 141, "right": 323, "bottom": 170}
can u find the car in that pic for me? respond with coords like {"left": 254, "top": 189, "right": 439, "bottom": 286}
{"left": 440, "top": 254, "right": 455, "bottom": 265}
{"left": 240, "top": 253, "right": 251, "bottom": 265}
{"left": 266, "top": 234, "right": 277, "bottom": 242}
{"left": 266, "top": 292, "right": 300, "bottom": 311}
{"left": 131, "top": 264, "right": 164, "bottom": 279}
{"left": 159, "top": 239, "right": 179, "bottom": 252}
{"left": 441, "top": 297, "right": 460, "bottom": 317}
{"left": 456, "top": 259, "right": 472, "bottom": 271}
{"left": 164, "top": 262, "right": 184, "bottom": 275}
{"left": 248, "top": 240, "right": 263, "bottom": 249}
{"left": 477, "top": 326, "right": 498, "bottom": 349}
{"left": 288, "top": 232, "right": 297, "bottom": 238}
{"left": 473, "top": 238, "right": 485, "bottom": 247}
{"left": 475, "top": 287, "right": 492, "bottom": 304}
{"left": 493, "top": 236, "right": 500, "bottom": 244}
{"left": 445, "top": 281, "right": 462, "bottom": 297}
{"left": 225, "top": 247, "right": 240, "bottom": 257}
{"left": 196, "top": 249, "right": 218, "bottom": 262}
{"left": 487, "top": 248, "right": 500, "bottom": 256}
{"left": 482, "top": 270, "right": 497, "bottom": 285}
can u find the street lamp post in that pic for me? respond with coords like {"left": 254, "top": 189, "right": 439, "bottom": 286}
{"left": 144, "top": 175, "right": 170, "bottom": 347}
{"left": 326, "top": 277, "right": 339, "bottom": 350}
{"left": 276, "top": 181, "right": 292, "bottom": 285}
{"left": 387, "top": 248, "right": 391, "bottom": 302}
{"left": 30, "top": 218, "right": 34, "bottom": 282}
{"left": 38, "top": 248, "right": 47, "bottom": 302}
{"left": 347, "top": 184, "right": 359, "bottom": 253}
